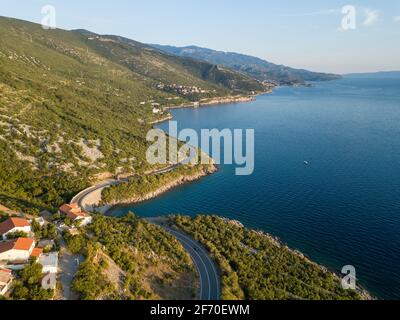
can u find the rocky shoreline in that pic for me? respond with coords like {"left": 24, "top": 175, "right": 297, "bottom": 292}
{"left": 104, "top": 164, "right": 218, "bottom": 214}
{"left": 223, "top": 218, "right": 374, "bottom": 300}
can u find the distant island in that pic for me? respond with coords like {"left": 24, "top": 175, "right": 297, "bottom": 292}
{"left": 345, "top": 71, "right": 400, "bottom": 79}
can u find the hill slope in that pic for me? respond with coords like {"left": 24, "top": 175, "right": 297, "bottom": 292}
{"left": 151, "top": 44, "right": 341, "bottom": 85}
{"left": 0, "top": 16, "right": 263, "bottom": 212}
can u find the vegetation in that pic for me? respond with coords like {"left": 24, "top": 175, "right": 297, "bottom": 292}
{"left": 86, "top": 214, "right": 197, "bottom": 300}
{"left": 4, "top": 231, "right": 28, "bottom": 240}
{"left": 102, "top": 163, "right": 214, "bottom": 204}
{"left": 63, "top": 230, "right": 87, "bottom": 254}
{"left": 31, "top": 219, "right": 57, "bottom": 240}
{"left": 173, "top": 215, "right": 365, "bottom": 300}
{"left": 11, "top": 260, "right": 54, "bottom": 300}
{"left": 0, "top": 16, "right": 261, "bottom": 213}
{"left": 153, "top": 45, "right": 341, "bottom": 85}
{"left": 72, "top": 242, "right": 115, "bottom": 300}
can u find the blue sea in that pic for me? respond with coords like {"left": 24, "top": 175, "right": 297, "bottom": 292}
{"left": 111, "top": 76, "right": 400, "bottom": 299}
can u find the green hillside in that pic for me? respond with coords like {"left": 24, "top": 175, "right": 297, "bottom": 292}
{"left": 152, "top": 44, "right": 342, "bottom": 85}
{"left": 173, "top": 215, "right": 366, "bottom": 300}
{"left": 0, "top": 16, "right": 265, "bottom": 212}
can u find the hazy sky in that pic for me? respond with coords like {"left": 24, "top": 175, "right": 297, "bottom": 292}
{"left": 1, "top": 0, "right": 400, "bottom": 74}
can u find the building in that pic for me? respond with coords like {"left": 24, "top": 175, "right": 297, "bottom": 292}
{"left": 31, "top": 248, "right": 43, "bottom": 260}
{"left": 39, "top": 252, "right": 59, "bottom": 274}
{"left": 0, "top": 238, "right": 35, "bottom": 263}
{"left": 59, "top": 203, "right": 92, "bottom": 226}
{"left": 0, "top": 217, "right": 31, "bottom": 240}
{"left": 0, "top": 269, "right": 13, "bottom": 296}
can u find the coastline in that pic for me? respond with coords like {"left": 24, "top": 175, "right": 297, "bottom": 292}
{"left": 105, "top": 163, "right": 218, "bottom": 215}
{"left": 72, "top": 84, "right": 375, "bottom": 300}
{"left": 207, "top": 218, "right": 373, "bottom": 300}
{"left": 97, "top": 92, "right": 270, "bottom": 213}
{"left": 164, "top": 90, "right": 272, "bottom": 111}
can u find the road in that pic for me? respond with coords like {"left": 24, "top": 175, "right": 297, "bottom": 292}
{"left": 148, "top": 218, "right": 221, "bottom": 300}
{"left": 71, "top": 179, "right": 120, "bottom": 212}
{"left": 71, "top": 164, "right": 181, "bottom": 212}
{"left": 58, "top": 238, "right": 85, "bottom": 300}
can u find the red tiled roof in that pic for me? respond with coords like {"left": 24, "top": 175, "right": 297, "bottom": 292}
{"left": 59, "top": 204, "right": 89, "bottom": 220}
{"left": 0, "top": 238, "right": 34, "bottom": 254}
{"left": 0, "top": 217, "right": 30, "bottom": 235}
{"left": 30, "top": 248, "right": 43, "bottom": 258}
{"left": 0, "top": 269, "right": 12, "bottom": 274}
{"left": 70, "top": 203, "right": 79, "bottom": 209}
{"left": 0, "top": 241, "right": 14, "bottom": 254}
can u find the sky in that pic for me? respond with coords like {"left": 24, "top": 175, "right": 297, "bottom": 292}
{"left": 1, "top": 0, "right": 400, "bottom": 74}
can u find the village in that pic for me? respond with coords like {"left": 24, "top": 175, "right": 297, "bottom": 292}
{"left": 0, "top": 203, "right": 93, "bottom": 299}
{"left": 156, "top": 83, "right": 215, "bottom": 96}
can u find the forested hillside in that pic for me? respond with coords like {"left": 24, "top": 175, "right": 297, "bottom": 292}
{"left": 0, "top": 17, "right": 266, "bottom": 212}
{"left": 173, "top": 215, "right": 366, "bottom": 300}
{"left": 152, "top": 44, "right": 341, "bottom": 85}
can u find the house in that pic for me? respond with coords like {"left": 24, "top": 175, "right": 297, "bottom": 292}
{"left": 39, "top": 252, "right": 59, "bottom": 274}
{"left": 0, "top": 269, "right": 13, "bottom": 296}
{"left": 0, "top": 217, "right": 31, "bottom": 240}
{"left": 0, "top": 238, "right": 35, "bottom": 263}
{"left": 59, "top": 203, "right": 92, "bottom": 226}
{"left": 31, "top": 248, "right": 43, "bottom": 260}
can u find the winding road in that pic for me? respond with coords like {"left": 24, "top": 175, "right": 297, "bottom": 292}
{"left": 71, "top": 169, "right": 221, "bottom": 301}
{"left": 70, "top": 164, "right": 182, "bottom": 212}
{"left": 148, "top": 218, "right": 221, "bottom": 300}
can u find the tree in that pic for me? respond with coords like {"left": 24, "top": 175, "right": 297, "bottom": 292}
{"left": 11, "top": 260, "right": 54, "bottom": 300}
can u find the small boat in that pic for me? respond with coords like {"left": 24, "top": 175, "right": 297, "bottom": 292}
{"left": 304, "top": 161, "right": 310, "bottom": 165}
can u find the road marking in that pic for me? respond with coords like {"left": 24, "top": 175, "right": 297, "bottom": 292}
{"left": 173, "top": 234, "right": 211, "bottom": 300}
{"left": 165, "top": 227, "right": 213, "bottom": 300}
{"left": 170, "top": 230, "right": 220, "bottom": 299}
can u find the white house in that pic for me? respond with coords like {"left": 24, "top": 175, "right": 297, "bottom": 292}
{"left": 0, "top": 269, "right": 13, "bottom": 296}
{"left": 0, "top": 217, "right": 31, "bottom": 240}
{"left": 39, "top": 252, "right": 59, "bottom": 274}
{"left": 59, "top": 204, "right": 93, "bottom": 226}
{"left": 0, "top": 238, "right": 35, "bottom": 263}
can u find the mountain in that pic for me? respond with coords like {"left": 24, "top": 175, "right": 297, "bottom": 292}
{"left": 0, "top": 16, "right": 265, "bottom": 212}
{"left": 151, "top": 45, "right": 341, "bottom": 85}
{"left": 345, "top": 71, "right": 400, "bottom": 79}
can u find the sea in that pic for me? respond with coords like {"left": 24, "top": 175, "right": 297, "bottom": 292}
{"left": 110, "top": 76, "right": 400, "bottom": 299}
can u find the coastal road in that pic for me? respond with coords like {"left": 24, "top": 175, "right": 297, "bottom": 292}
{"left": 70, "top": 164, "right": 182, "bottom": 212}
{"left": 148, "top": 218, "right": 221, "bottom": 301}
{"left": 71, "top": 179, "right": 120, "bottom": 212}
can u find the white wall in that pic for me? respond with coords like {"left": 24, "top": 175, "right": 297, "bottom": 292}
{"left": 0, "top": 249, "right": 31, "bottom": 263}
{"left": 2, "top": 226, "right": 32, "bottom": 240}
{"left": 78, "top": 216, "right": 93, "bottom": 227}
{"left": 0, "top": 281, "right": 12, "bottom": 296}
